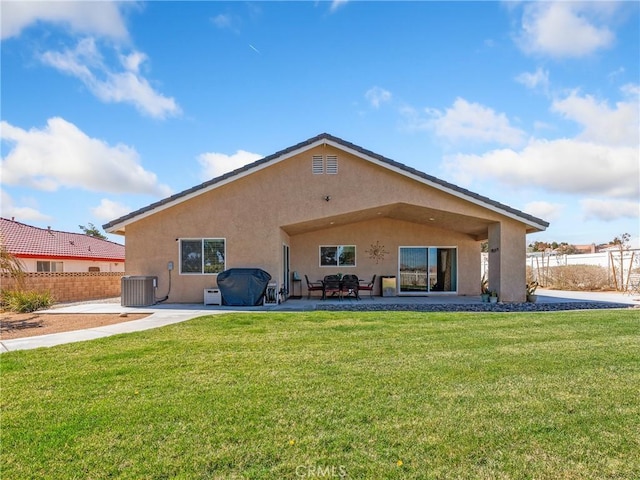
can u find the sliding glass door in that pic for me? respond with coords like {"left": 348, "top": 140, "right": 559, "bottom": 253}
{"left": 399, "top": 247, "right": 457, "bottom": 294}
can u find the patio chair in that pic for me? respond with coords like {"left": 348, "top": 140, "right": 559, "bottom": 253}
{"left": 305, "top": 275, "right": 324, "bottom": 299}
{"left": 359, "top": 274, "right": 376, "bottom": 298}
{"left": 342, "top": 274, "right": 360, "bottom": 300}
{"left": 323, "top": 275, "right": 343, "bottom": 300}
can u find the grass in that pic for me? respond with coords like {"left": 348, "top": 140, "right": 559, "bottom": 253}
{"left": 1, "top": 309, "right": 639, "bottom": 479}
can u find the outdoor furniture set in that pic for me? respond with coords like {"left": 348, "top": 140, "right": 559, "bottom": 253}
{"left": 305, "top": 274, "right": 376, "bottom": 300}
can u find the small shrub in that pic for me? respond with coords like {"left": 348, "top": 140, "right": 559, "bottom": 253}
{"left": 1, "top": 289, "right": 54, "bottom": 313}
{"left": 545, "top": 265, "right": 611, "bottom": 291}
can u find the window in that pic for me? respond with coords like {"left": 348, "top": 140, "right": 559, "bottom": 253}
{"left": 399, "top": 247, "right": 457, "bottom": 293}
{"left": 37, "top": 261, "right": 63, "bottom": 272}
{"left": 88, "top": 267, "right": 100, "bottom": 272}
{"left": 320, "top": 245, "right": 356, "bottom": 267}
{"left": 180, "top": 238, "right": 225, "bottom": 274}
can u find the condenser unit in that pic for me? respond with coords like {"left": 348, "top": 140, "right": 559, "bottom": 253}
{"left": 121, "top": 276, "right": 157, "bottom": 307}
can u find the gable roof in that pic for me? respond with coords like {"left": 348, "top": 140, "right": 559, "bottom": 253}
{"left": 1, "top": 218, "right": 125, "bottom": 262}
{"left": 104, "top": 133, "right": 549, "bottom": 234}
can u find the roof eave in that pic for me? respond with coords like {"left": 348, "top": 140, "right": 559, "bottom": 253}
{"left": 103, "top": 133, "right": 549, "bottom": 233}
{"left": 14, "top": 253, "right": 125, "bottom": 262}
{"left": 322, "top": 137, "right": 550, "bottom": 231}
{"left": 104, "top": 136, "right": 329, "bottom": 233}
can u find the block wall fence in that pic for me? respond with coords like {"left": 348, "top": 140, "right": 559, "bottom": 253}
{"left": 1, "top": 272, "right": 122, "bottom": 303}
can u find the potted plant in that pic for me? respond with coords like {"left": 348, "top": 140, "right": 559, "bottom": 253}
{"left": 481, "top": 275, "right": 490, "bottom": 303}
{"left": 526, "top": 281, "right": 539, "bottom": 303}
{"left": 489, "top": 290, "right": 498, "bottom": 304}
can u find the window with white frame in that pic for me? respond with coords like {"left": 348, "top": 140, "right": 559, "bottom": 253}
{"left": 37, "top": 261, "right": 63, "bottom": 272}
{"left": 320, "top": 245, "right": 356, "bottom": 267}
{"left": 180, "top": 238, "right": 226, "bottom": 274}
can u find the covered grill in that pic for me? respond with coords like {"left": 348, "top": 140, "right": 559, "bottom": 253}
{"left": 216, "top": 268, "right": 272, "bottom": 306}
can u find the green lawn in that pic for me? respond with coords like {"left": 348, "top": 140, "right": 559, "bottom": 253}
{"left": 2, "top": 310, "right": 639, "bottom": 479}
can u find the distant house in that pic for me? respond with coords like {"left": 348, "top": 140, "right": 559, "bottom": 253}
{"left": 0, "top": 218, "right": 125, "bottom": 273}
{"left": 104, "top": 133, "right": 549, "bottom": 302}
{"left": 573, "top": 244, "right": 597, "bottom": 254}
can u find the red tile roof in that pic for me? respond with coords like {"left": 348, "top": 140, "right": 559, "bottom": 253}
{"left": 1, "top": 218, "right": 124, "bottom": 261}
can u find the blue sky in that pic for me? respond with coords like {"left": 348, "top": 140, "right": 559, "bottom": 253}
{"left": 1, "top": 1, "right": 639, "bottom": 247}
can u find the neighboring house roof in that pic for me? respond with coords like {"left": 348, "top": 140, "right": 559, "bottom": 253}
{"left": 0, "top": 218, "right": 125, "bottom": 262}
{"left": 104, "top": 133, "right": 549, "bottom": 234}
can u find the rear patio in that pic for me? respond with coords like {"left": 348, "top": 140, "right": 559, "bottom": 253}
{"left": 51, "top": 289, "right": 640, "bottom": 313}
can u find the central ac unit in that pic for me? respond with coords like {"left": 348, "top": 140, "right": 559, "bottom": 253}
{"left": 121, "top": 276, "right": 157, "bottom": 307}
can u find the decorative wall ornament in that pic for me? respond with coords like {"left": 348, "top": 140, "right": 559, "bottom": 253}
{"left": 365, "top": 240, "right": 389, "bottom": 264}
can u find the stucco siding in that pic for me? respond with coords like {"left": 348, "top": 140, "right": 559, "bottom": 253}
{"left": 120, "top": 140, "right": 539, "bottom": 303}
{"left": 292, "top": 217, "right": 480, "bottom": 297}
{"left": 488, "top": 220, "right": 527, "bottom": 302}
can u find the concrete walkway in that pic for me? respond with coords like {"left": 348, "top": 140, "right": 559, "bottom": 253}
{"left": 0, "top": 308, "right": 223, "bottom": 353}
{"left": 1, "top": 289, "right": 637, "bottom": 353}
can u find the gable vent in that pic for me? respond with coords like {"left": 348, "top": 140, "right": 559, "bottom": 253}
{"left": 326, "top": 155, "right": 338, "bottom": 174}
{"left": 312, "top": 155, "right": 324, "bottom": 174}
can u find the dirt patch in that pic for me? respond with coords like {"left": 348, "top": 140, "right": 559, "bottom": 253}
{"left": 0, "top": 312, "right": 151, "bottom": 340}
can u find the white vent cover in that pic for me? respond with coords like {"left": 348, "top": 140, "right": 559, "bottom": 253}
{"left": 326, "top": 155, "right": 338, "bottom": 174}
{"left": 312, "top": 155, "right": 324, "bottom": 174}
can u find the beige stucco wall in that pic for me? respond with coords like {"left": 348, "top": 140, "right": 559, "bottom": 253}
{"left": 292, "top": 217, "right": 479, "bottom": 297}
{"left": 488, "top": 220, "right": 527, "bottom": 302}
{"left": 122, "top": 143, "right": 528, "bottom": 303}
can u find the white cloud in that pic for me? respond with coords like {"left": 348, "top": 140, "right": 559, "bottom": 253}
{"left": 621, "top": 83, "right": 640, "bottom": 97}
{"left": 41, "top": 38, "right": 180, "bottom": 119}
{"left": 515, "top": 67, "right": 550, "bottom": 92}
{"left": 524, "top": 201, "right": 564, "bottom": 222}
{"left": 211, "top": 14, "right": 233, "bottom": 29}
{"left": 3, "top": 2, "right": 179, "bottom": 120}
{"left": 444, "top": 138, "right": 639, "bottom": 200}
{"left": 330, "top": 0, "right": 349, "bottom": 13}
{"left": 551, "top": 89, "right": 639, "bottom": 147}
{"left": 423, "top": 98, "right": 526, "bottom": 147}
{"left": 365, "top": 86, "right": 392, "bottom": 109}
{"left": 518, "top": 2, "right": 616, "bottom": 58}
{"left": 581, "top": 198, "right": 640, "bottom": 221}
{"left": 197, "top": 150, "right": 263, "bottom": 180}
{"left": 0, "top": 189, "right": 51, "bottom": 223}
{"left": 0, "top": 117, "right": 172, "bottom": 197}
{"left": 91, "top": 198, "right": 132, "bottom": 221}
{"left": 1, "top": 1, "right": 129, "bottom": 40}
{"left": 607, "top": 67, "right": 626, "bottom": 81}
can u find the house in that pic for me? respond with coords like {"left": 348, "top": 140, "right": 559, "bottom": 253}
{"left": 573, "top": 244, "right": 597, "bottom": 254}
{"left": 104, "top": 133, "right": 549, "bottom": 303}
{"left": 0, "top": 218, "right": 125, "bottom": 273}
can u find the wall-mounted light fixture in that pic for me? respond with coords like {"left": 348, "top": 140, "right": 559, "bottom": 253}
{"left": 324, "top": 195, "right": 331, "bottom": 202}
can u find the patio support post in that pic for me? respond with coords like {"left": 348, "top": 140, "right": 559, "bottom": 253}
{"left": 488, "top": 223, "right": 502, "bottom": 299}
{"left": 488, "top": 222, "right": 526, "bottom": 302}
